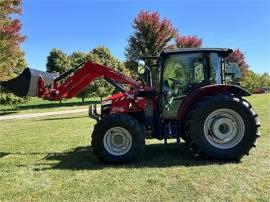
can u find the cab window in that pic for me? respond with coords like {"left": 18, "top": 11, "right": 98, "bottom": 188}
{"left": 163, "top": 53, "right": 205, "bottom": 97}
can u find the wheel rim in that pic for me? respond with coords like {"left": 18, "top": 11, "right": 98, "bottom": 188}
{"left": 103, "top": 127, "right": 132, "bottom": 156}
{"left": 203, "top": 108, "right": 245, "bottom": 149}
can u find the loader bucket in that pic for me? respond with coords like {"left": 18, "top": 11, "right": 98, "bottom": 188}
{"left": 0, "top": 68, "right": 58, "bottom": 97}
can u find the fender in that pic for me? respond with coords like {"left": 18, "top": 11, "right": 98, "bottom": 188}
{"left": 177, "top": 84, "right": 251, "bottom": 121}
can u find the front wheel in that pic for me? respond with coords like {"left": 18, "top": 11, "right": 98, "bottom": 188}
{"left": 185, "top": 94, "right": 260, "bottom": 160}
{"left": 91, "top": 114, "right": 145, "bottom": 163}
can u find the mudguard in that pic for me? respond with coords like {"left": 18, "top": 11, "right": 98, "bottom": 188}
{"left": 177, "top": 84, "right": 251, "bottom": 121}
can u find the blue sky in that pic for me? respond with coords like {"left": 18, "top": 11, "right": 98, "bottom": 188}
{"left": 20, "top": 0, "right": 270, "bottom": 73}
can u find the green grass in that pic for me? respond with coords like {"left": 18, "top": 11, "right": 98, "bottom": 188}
{"left": 0, "top": 94, "right": 269, "bottom": 201}
{"left": 0, "top": 97, "right": 99, "bottom": 115}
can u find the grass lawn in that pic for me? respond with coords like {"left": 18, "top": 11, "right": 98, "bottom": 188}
{"left": 0, "top": 94, "right": 269, "bottom": 201}
{"left": 0, "top": 97, "right": 99, "bottom": 116}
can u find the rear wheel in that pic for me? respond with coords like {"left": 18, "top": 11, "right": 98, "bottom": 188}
{"left": 91, "top": 114, "right": 145, "bottom": 163}
{"left": 185, "top": 94, "right": 260, "bottom": 160}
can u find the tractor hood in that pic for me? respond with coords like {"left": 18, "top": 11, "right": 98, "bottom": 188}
{"left": 0, "top": 68, "right": 58, "bottom": 97}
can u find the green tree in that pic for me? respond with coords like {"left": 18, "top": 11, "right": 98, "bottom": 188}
{"left": 241, "top": 71, "right": 270, "bottom": 93}
{"left": 86, "top": 46, "right": 131, "bottom": 100}
{"left": 68, "top": 51, "right": 92, "bottom": 103}
{"left": 0, "top": 0, "right": 28, "bottom": 105}
{"left": 46, "top": 48, "right": 70, "bottom": 73}
{"left": 241, "top": 70, "right": 260, "bottom": 92}
{"left": 259, "top": 72, "right": 270, "bottom": 88}
{"left": 69, "top": 51, "right": 86, "bottom": 67}
{"left": 45, "top": 47, "right": 129, "bottom": 102}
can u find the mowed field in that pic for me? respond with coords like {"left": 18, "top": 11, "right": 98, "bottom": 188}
{"left": 0, "top": 94, "right": 269, "bottom": 201}
{"left": 0, "top": 97, "right": 99, "bottom": 115}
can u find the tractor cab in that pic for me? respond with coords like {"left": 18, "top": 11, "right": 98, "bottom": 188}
{"left": 137, "top": 48, "right": 249, "bottom": 143}
{"left": 138, "top": 48, "right": 242, "bottom": 118}
{"left": 139, "top": 48, "right": 241, "bottom": 89}
{"left": 160, "top": 48, "right": 241, "bottom": 118}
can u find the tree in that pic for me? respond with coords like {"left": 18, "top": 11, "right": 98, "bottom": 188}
{"left": 174, "top": 35, "right": 202, "bottom": 48}
{"left": 68, "top": 51, "right": 91, "bottom": 103}
{"left": 240, "top": 71, "right": 270, "bottom": 92}
{"left": 226, "top": 49, "right": 255, "bottom": 91}
{"left": 69, "top": 51, "right": 86, "bottom": 67}
{"left": 242, "top": 70, "right": 260, "bottom": 92}
{"left": 0, "top": 0, "right": 27, "bottom": 105}
{"left": 87, "top": 47, "right": 131, "bottom": 100}
{"left": 46, "top": 49, "right": 70, "bottom": 103}
{"left": 125, "top": 11, "right": 177, "bottom": 69}
{"left": 259, "top": 72, "right": 270, "bottom": 88}
{"left": 225, "top": 49, "right": 270, "bottom": 92}
{"left": 46, "top": 48, "right": 70, "bottom": 73}
{"left": 45, "top": 47, "right": 130, "bottom": 102}
{"left": 226, "top": 49, "right": 249, "bottom": 76}
{"left": 125, "top": 10, "right": 203, "bottom": 82}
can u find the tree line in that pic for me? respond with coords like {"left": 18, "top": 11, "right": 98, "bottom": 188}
{"left": 0, "top": 3, "right": 269, "bottom": 105}
{"left": 46, "top": 47, "right": 132, "bottom": 102}
{"left": 45, "top": 11, "right": 203, "bottom": 102}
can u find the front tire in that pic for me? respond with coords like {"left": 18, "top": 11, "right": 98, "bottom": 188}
{"left": 185, "top": 94, "right": 260, "bottom": 160}
{"left": 91, "top": 114, "right": 145, "bottom": 163}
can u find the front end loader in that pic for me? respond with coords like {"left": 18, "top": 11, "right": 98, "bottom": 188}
{"left": 1, "top": 48, "right": 260, "bottom": 163}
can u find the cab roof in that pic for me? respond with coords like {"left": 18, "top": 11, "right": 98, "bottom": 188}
{"left": 161, "top": 48, "right": 233, "bottom": 57}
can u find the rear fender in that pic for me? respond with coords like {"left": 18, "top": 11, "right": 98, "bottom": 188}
{"left": 177, "top": 84, "right": 251, "bottom": 121}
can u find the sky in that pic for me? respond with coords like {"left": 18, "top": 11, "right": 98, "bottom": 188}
{"left": 20, "top": 0, "right": 270, "bottom": 73}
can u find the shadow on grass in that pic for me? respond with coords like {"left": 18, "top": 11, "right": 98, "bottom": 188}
{"left": 0, "top": 151, "right": 64, "bottom": 158}
{"left": 0, "top": 100, "right": 99, "bottom": 114}
{"left": 37, "top": 116, "right": 88, "bottom": 121}
{"left": 0, "top": 111, "right": 17, "bottom": 116}
{"left": 31, "top": 143, "right": 237, "bottom": 171}
{"left": 0, "top": 152, "right": 10, "bottom": 158}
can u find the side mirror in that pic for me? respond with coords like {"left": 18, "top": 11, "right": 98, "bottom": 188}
{"left": 137, "top": 60, "right": 146, "bottom": 75}
{"left": 225, "top": 63, "right": 242, "bottom": 80}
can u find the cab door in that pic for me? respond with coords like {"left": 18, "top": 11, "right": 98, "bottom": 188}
{"left": 161, "top": 53, "right": 205, "bottom": 119}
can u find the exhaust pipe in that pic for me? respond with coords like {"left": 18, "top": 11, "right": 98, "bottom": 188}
{"left": 0, "top": 68, "right": 58, "bottom": 97}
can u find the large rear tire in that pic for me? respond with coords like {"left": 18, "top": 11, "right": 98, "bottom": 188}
{"left": 91, "top": 114, "right": 145, "bottom": 163}
{"left": 185, "top": 94, "right": 260, "bottom": 160}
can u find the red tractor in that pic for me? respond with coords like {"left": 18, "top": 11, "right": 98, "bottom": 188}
{"left": 1, "top": 48, "right": 260, "bottom": 163}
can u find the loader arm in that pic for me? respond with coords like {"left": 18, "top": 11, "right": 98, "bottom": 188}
{"left": 37, "top": 61, "right": 139, "bottom": 100}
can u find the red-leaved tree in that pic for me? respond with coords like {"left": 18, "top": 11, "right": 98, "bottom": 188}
{"left": 0, "top": 0, "right": 26, "bottom": 80}
{"left": 175, "top": 35, "right": 202, "bottom": 48}
{"left": 226, "top": 49, "right": 249, "bottom": 76}
{"left": 0, "top": 0, "right": 27, "bottom": 105}
{"left": 125, "top": 10, "right": 177, "bottom": 65}
{"left": 125, "top": 10, "right": 203, "bottom": 76}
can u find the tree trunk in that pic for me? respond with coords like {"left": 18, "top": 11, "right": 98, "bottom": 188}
{"left": 82, "top": 96, "right": 85, "bottom": 103}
